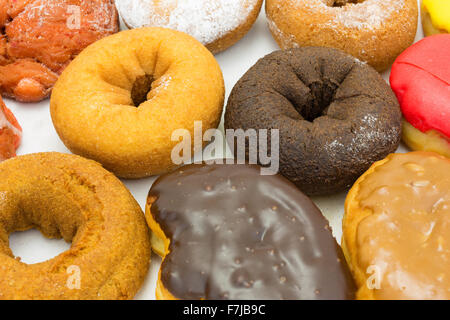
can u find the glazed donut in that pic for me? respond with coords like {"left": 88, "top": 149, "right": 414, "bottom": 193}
{"left": 0, "top": 96, "right": 21, "bottom": 161}
{"left": 116, "top": 0, "right": 263, "bottom": 54}
{"left": 0, "top": 152, "right": 150, "bottom": 300}
{"left": 390, "top": 35, "right": 450, "bottom": 158}
{"left": 146, "top": 163, "right": 356, "bottom": 300}
{"left": 422, "top": 0, "right": 450, "bottom": 36}
{"left": 225, "top": 47, "right": 402, "bottom": 196}
{"left": 342, "top": 152, "right": 450, "bottom": 300}
{"left": 265, "top": 0, "right": 418, "bottom": 72}
{"left": 0, "top": 0, "right": 119, "bottom": 102}
{"left": 51, "top": 28, "right": 225, "bottom": 179}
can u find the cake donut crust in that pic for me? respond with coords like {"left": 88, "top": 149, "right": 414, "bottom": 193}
{"left": 0, "top": 152, "right": 151, "bottom": 300}
{"left": 50, "top": 27, "right": 225, "bottom": 179}
{"left": 116, "top": 0, "right": 263, "bottom": 54}
{"left": 266, "top": 0, "right": 418, "bottom": 72}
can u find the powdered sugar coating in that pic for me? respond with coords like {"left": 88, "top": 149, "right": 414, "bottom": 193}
{"left": 148, "top": 74, "right": 172, "bottom": 102}
{"left": 267, "top": 19, "right": 300, "bottom": 49}
{"left": 116, "top": 0, "right": 259, "bottom": 45}
{"left": 286, "top": 0, "right": 407, "bottom": 30}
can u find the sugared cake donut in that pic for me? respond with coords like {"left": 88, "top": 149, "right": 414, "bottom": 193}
{"left": 225, "top": 47, "right": 402, "bottom": 196}
{"left": 0, "top": 152, "right": 150, "bottom": 300}
{"left": 0, "top": 95, "right": 21, "bottom": 161}
{"left": 146, "top": 163, "right": 356, "bottom": 300}
{"left": 51, "top": 28, "right": 225, "bottom": 179}
{"left": 0, "top": 0, "right": 119, "bottom": 102}
{"left": 265, "top": 0, "right": 418, "bottom": 72}
{"left": 343, "top": 152, "right": 450, "bottom": 300}
{"left": 116, "top": 0, "right": 263, "bottom": 54}
{"left": 390, "top": 35, "right": 450, "bottom": 158}
{"left": 422, "top": 0, "right": 450, "bottom": 36}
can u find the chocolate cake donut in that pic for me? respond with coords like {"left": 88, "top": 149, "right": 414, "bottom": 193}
{"left": 146, "top": 163, "right": 356, "bottom": 300}
{"left": 225, "top": 47, "right": 402, "bottom": 196}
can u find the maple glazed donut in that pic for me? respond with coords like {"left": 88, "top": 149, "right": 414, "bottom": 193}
{"left": 50, "top": 27, "right": 225, "bottom": 178}
{"left": 0, "top": 0, "right": 119, "bottom": 102}
{"left": 116, "top": 0, "right": 263, "bottom": 54}
{"left": 343, "top": 152, "right": 450, "bottom": 299}
{"left": 265, "top": 0, "right": 418, "bottom": 72}
{"left": 146, "top": 163, "right": 356, "bottom": 300}
{"left": 0, "top": 152, "right": 150, "bottom": 300}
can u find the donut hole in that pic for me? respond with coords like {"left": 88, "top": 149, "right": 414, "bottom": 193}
{"left": 0, "top": 178, "right": 96, "bottom": 264}
{"left": 322, "top": 0, "right": 363, "bottom": 7}
{"left": 9, "top": 229, "right": 71, "bottom": 264}
{"left": 131, "top": 74, "right": 154, "bottom": 107}
{"left": 286, "top": 81, "right": 337, "bottom": 122}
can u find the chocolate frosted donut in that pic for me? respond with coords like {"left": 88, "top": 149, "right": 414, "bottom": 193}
{"left": 146, "top": 163, "right": 356, "bottom": 300}
{"left": 225, "top": 47, "right": 402, "bottom": 196}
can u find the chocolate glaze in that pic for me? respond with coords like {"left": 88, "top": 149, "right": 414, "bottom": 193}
{"left": 225, "top": 47, "right": 402, "bottom": 196}
{"left": 148, "top": 163, "right": 356, "bottom": 300}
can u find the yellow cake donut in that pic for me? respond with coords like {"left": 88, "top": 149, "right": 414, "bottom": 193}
{"left": 343, "top": 152, "right": 450, "bottom": 300}
{"left": 265, "top": 0, "right": 418, "bottom": 72}
{"left": 116, "top": 0, "right": 263, "bottom": 54}
{"left": 50, "top": 27, "right": 225, "bottom": 179}
{"left": 0, "top": 152, "right": 151, "bottom": 300}
{"left": 422, "top": 0, "right": 450, "bottom": 36}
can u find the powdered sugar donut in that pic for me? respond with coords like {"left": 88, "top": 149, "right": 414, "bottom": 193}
{"left": 266, "top": 0, "right": 418, "bottom": 72}
{"left": 116, "top": 0, "right": 263, "bottom": 53}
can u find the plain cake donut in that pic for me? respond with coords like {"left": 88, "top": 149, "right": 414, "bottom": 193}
{"left": 225, "top": 47, "right": 402, "bottom": 196}
{"left": 50, "top": 27, "right": 225, "bottom": 179}
{"left": 0, "top": 152, "right": 150, "bottom": 300}
{"left": 266, "top": 0, "right": 418, "bottom": 72}
{"left": 116, "top": 0, "right": 263, "bottom": 54}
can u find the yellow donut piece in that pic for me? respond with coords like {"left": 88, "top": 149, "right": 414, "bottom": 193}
{"left": 422, "top": 0, "right": 450, "bottom": 35}
{"left": 51, "top": 27, "right": 225, "bottom": 179}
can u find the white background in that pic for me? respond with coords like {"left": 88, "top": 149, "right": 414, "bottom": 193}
{"left": 6, "top": 1, "right": 422, "bottom": 299}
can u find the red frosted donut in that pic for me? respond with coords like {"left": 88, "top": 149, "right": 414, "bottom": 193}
{"left": 390, "top": 34, "right": 450, "bottom": 157}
